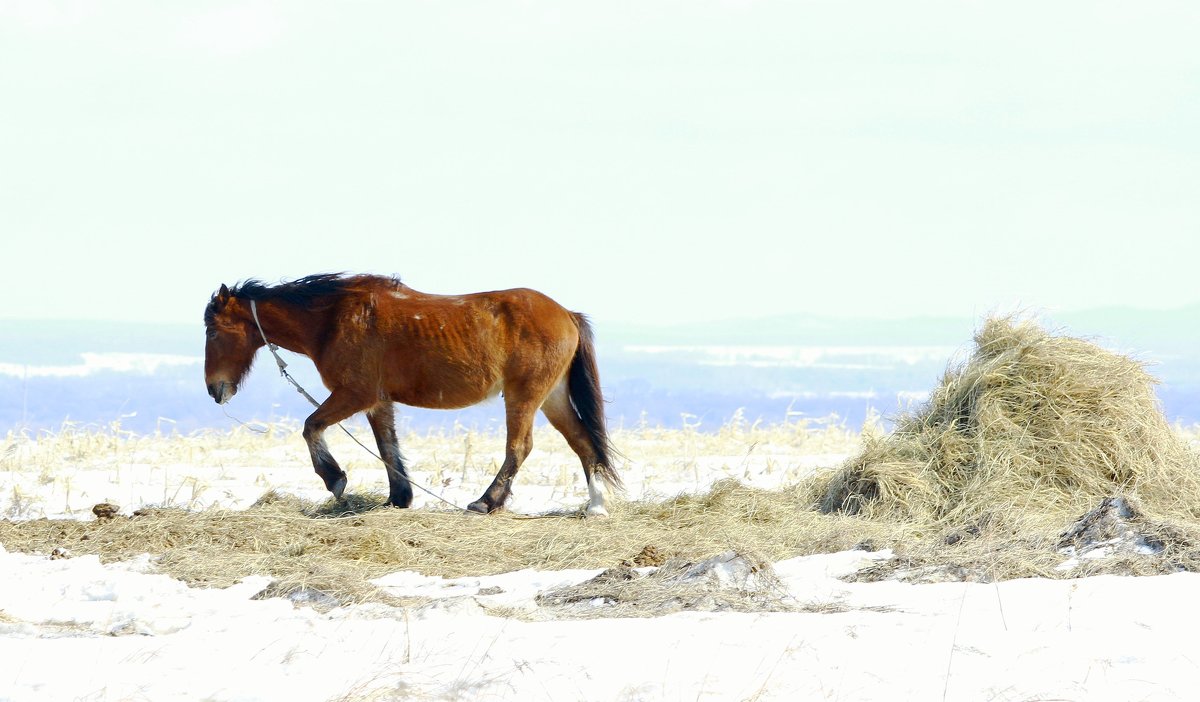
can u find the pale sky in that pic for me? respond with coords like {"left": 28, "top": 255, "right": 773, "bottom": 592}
{"left": 2, "top": 1, "right": 1197, "bottom": 326}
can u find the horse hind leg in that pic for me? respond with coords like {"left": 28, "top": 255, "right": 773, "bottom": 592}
{"left": 366, "top": 401, "right": 413, "bottom": 508}
{"left": 467, "top": 399, "right": 537, "bottom": 514}
{"left": 541, "top": 380, "right": 611, "bottom": 517}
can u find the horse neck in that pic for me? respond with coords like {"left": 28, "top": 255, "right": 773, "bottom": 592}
{"left": 247, "top": 298, "right": 326, "bottom": 358}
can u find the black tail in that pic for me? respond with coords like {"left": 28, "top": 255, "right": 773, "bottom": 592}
{"left": 568, "top": 313, "right": 623, "bottom": 491}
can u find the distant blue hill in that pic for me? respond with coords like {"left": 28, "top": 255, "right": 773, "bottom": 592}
{"left": 606, "top": 305, "right": 1200, "bottom": 350}
{"left": 1, "top": 306, "right": 1197, "bottom": 435}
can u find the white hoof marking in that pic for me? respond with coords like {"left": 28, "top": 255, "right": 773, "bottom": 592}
{"left": 586, "top": 475, "right": 611, "bottom": 517}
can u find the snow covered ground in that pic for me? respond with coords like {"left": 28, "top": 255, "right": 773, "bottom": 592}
{"left": 2, "top": 427, "right": 1198, "bottom": 701}
{"left": 4, "top": 544, "right": 1198, "bottom": 701}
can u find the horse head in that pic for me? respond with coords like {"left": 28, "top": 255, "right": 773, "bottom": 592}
{"left": 203, "top": 283, "right": 260, "bottom": 404}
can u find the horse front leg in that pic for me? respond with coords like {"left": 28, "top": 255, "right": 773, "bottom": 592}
{"left": 366, "top": 401, "right": 413, "bottom": 508}
{"left": 302, "top": 389, "right": 372, "bottom": 499}
{"left": 467, "top": 402, "right": 536, "bottom": 514}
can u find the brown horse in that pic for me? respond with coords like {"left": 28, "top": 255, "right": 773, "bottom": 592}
{"left": 203, "top": 273, "right": 621, "bottom": 515}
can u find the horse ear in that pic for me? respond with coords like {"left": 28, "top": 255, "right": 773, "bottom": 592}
{"left": 218, "top": 284, "right": 230, "bottom": 302}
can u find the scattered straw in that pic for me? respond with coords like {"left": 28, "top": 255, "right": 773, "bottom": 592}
{"left": 0, "top": 480, "right": 895, "bottom": 607}
{"left": 536, "top": 551, "right": 793, "bottom": 618}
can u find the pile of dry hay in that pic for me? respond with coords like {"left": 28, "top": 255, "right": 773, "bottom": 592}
{"left": 816, "top": 316, "right": 1200, "bottom": 580}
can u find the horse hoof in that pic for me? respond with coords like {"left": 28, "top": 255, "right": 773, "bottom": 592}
{"left": 331, "top": 477, "right": 347, "bottom": 499}
{"left": 465, "top": 500, "right": 490, "bottom": 514}
{"left": 586, "top": 504, "right": 610, "bottom": 518}
{"left": 389, "top": 485, "right": 413, "bottom": 509}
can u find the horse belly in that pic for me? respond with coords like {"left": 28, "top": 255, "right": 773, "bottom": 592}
{"left": 388, "top": 368, "right": 501, "bottom": 410}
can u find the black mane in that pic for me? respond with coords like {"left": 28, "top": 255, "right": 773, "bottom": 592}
{"left": 205, "top": 273, "right": 401, "bottom": 325}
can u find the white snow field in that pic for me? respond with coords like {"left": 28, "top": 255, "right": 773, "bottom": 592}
{"left": 2, "top": 424, "right": 1198, "bottom": 701}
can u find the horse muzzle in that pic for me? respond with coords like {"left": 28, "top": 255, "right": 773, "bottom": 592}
{"left": 207, "top": 381, "right": 236, "bottom": 405}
